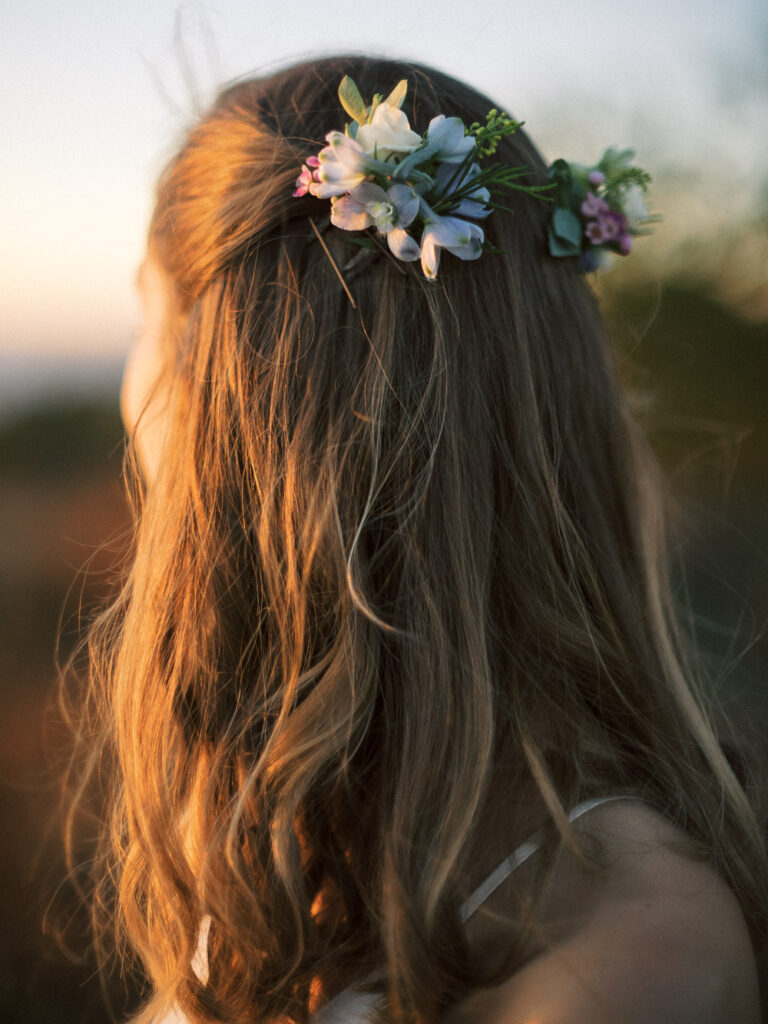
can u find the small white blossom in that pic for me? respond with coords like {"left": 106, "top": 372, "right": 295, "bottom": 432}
{"left": 356, "top": 103, "right": 422, "bottom": 162}
{"left": 622, "top": 184, "right": 649, "bottom": 230}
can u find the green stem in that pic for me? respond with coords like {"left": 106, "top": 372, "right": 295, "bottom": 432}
{"left": 437, "top": 147, "right": 480, "bottom": 203}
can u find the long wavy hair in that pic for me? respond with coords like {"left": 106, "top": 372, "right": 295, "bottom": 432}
{"left": 64, "top": 54, "right": 767, "bottom": 1024}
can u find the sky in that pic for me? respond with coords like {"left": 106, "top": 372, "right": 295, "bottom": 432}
{"left": 1, "top": 0, "right": 766, "bottom": 398}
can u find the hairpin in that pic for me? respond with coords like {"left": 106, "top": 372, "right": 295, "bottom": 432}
{"left": 293, "top": 76, "right": 656, "bottom": 281}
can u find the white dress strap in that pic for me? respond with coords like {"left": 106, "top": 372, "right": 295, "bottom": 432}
{"left": 310, "top": 986, "right": 380, "bottom": 1024}
{"left": 459, "top": 795, "right": 632, "bottom": 923}
{"left": 191, "top": 913, "right": 212, "bottom": 983}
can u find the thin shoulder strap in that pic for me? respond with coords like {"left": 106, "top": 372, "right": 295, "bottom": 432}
{"left": 459, "top": 795, "right": 632, "bottom": 923}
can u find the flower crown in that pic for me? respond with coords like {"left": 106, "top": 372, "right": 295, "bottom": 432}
{"left": 294, "top": 76, "right": 656, "bottom": 281}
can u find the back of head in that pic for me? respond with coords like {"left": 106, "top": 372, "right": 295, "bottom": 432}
{"left": 81, "top": 54, "right": 766, "bottom": 1024}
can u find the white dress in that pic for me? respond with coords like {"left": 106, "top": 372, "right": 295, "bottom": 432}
{"left": 163, "top": 796, "right": 627, "bottom": 1024}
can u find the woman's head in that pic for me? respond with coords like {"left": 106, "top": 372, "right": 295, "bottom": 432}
{"left": 129, "top": 56, "right": 654, "bottom": 711}
{"left": 88, "top": 54, "right": 766, "bottom": 1024}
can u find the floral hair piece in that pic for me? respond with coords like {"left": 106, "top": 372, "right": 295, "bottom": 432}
{"left": 293, "top": 76, "right": 550, "bottom": 280}
{"left": 546, "top": 148, "right": 658, "bottom": 272}
{"left": 294, "top": 76, "right": 656, "bottom": 281}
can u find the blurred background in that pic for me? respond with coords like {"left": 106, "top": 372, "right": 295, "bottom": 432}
{"left": 1, "top": 0, "right": 767, "bottom": 1019}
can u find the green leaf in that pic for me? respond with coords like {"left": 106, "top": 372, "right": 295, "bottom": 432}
{"left": 346, "top": 236, "right": 377, "bottom": 249}
{"left": 552, "top": 206, "right": 583, "bottom": 248}
{"left": 567, "top": 179, "right": 587, "bottom": 207}
{"left": 384, "top": 79, "right": 408, "bottom": 109}
{"left": 546, "top": 159, "right": 575, "bottom": 204}
{"left": 547, "top": 158, "right": 571, "bottom": 183}
{"left": 338, "top": 76, "right": 368, "bottom": 125}
{"left": 599, "top": 147, "right": 635, "bottom": 179}
{"left": 568, "top": 162, "right": 592, "bottom": 189}
{"left": 548, "top": 226, "right": 580, "bottom": 257}
{"left": 367, "top": 93, "right": 383, "bottom": 122}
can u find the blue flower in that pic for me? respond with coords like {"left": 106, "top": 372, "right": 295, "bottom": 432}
{"left": 420, "top": 213, "right": 484, "bottom": 281}
{"left": 432, "top": 163, "right": 491, "bottom": 219}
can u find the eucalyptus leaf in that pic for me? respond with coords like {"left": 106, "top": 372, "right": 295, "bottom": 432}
{"left": 547, "top": 158, "right": 571, "bottom": 183}
{"left": 338, "top": 76, "right": 368, "bottom": 125}
{"left": 548, "top": 224, "right": 581, "bottom": 257}
{"left": 552, "top": 207, "right": 583, "bottom": 248}
{"left": 599, "top": 147, "right": 635, "bottom": 177}
{"left": 568, "top": 180, "right": 587, "bottom": 206}
{"left": 384, "top": 79, "right": 408, "bottom": 109}
{"left": 547, "top": 159, "right": 573, "bottom": 204}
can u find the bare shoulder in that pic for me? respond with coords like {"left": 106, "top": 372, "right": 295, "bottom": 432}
{"left": 448, "top": 800, "right": 760, "bottom": 1024}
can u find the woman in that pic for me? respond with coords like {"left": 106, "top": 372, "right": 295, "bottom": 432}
{"left": 75, "top": 54, "right": 766, "bottom": 1022}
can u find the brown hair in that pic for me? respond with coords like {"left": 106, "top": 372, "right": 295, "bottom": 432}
{"left": 66, "top": 55, "right": 767, "bottom": 1024}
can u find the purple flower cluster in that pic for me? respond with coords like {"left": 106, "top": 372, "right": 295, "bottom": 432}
{"left": 580, "top": 190, "right": 633, "bottom": 256}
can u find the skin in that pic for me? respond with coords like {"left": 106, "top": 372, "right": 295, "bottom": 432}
{"left": 121, "top": 256, "right": 171, "bottom": 478}
{"left": 449, "top": 800, "right": 760, "bottom": 1023}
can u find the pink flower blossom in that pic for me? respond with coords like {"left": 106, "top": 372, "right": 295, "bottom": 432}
{"left": 585, "top": 220, "right": 605, "bottom": 244}
{"left": 581, "top": 191, "right": 610, "bottom": 218}
{"left": 599, "top": 210, "right": 626, "bottom": 240}
{"left": 293, "top": 156, "right": 320, "bottom": 198}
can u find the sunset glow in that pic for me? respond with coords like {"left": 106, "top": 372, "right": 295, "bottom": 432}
{"left": 2, "top": 0, "right": 766, "bottom": 368}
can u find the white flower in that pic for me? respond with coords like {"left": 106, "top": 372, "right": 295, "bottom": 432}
{"left": 384, "top": 183, "right": 420, "bottom": 225}
{"left": 310, "top": 132, "right": 369, "bottom": 198}
{"left": 331, "top": 182, "right": 419, "bottom": 230}
{"left": 330, "top": 183, "right": 421, "bottom": 262}
{"left": 355, "top": 103, "right": 422, "bottom": 162}
{"left": 622, "top": 184, "right": 649, "bottom": 230}
{"left": 420, "top": 215, "right": 484, "bottom": 280}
